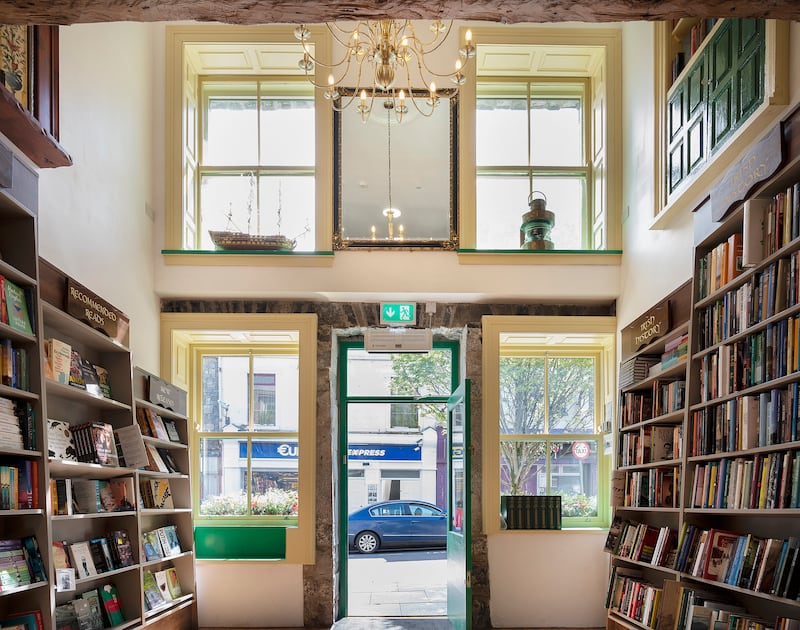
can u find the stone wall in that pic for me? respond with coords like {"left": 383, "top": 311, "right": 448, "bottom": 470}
{"left": 160, "top": 299, "right": 615, "bottom": 628}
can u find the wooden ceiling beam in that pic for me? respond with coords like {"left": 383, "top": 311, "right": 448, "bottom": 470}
{"left": 1, "top": 0, "right": 799, "bottom": 26}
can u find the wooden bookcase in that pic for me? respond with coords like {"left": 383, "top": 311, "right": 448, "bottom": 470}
{"left": 0, "top": 137, "right": 195, "bottom": 630}
{"left": 606, "top": 281, "right": 692, "bottom": 630}
{"left": 606, "top": 116, "right": 800, "bottom": 630}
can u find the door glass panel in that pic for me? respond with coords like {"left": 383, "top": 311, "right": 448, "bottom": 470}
{"left": 346, "top": 348, "right": 453, "bottom": 397}
{"left": 450, "top": 399, "right": 466, "bottom": 533}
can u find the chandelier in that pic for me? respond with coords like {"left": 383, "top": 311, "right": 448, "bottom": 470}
{"left": 294, "top": 19, "right": 475, "bottom": 122}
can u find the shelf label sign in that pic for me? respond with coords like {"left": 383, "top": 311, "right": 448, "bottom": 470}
{"left": 623, "top": 302, "right": 670, "bottom": 352}
{"left": 380, "top": 302, "right": 416, "bottom": 326}
{"left": 66, "top": 278, "right": 129, "bottom": 343}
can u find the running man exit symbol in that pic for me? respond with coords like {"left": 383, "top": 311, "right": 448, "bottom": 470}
{"left": 380, "top": 302, "right": 416, "bottom": 325}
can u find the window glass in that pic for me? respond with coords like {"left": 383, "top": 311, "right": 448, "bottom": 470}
{"left": 347, "top": 402, "right": 446, "bottom": 433}
{"left": 197, "top": 348, "right": 300, "bottom": 521}
{"left": 498, "top": 352, "right": 600, "bottom": 523}
{"left": 476, "top": 79, "right": 589, "bottom": 250}
{"left": 195, "top": 78, "right": 316, "bottom": 251}
{"left": 345, "top": 348, "right": 453, "bottom": 397}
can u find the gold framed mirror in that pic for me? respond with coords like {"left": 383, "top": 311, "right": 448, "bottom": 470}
{"left": 333, "top": 89, "right": 458, "bottom": 249}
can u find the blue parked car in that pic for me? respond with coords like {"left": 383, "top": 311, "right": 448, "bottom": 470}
{"left": 348, "top": 500, "right": 447, "bottom": 553}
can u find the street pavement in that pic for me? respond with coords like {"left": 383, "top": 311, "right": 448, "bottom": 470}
{"left": 347, "top": 549, "right": 447, "bottom": 618}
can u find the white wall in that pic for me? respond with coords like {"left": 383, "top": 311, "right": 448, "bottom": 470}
{"left": 36, "top": 22, "right": 162, "bottom": 372}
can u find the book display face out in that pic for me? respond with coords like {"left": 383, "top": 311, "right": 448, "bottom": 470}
{"left": 605, "top": 128, "right": 800, "bottom": 630}
{"left": 1, "top": 154, "right": 196, "bottom": 630}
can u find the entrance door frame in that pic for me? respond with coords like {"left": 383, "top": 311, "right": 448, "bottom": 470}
{"left": 336, "top": 337, "right": 461, "bottom": 619}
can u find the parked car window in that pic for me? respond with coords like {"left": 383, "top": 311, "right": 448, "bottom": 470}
{"left": 410, "top": 504, "right": 441, "bottom": 517}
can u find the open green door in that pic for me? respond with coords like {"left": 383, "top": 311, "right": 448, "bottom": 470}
{"left": 447, "top": 379, "right": 471, "bottom": 630}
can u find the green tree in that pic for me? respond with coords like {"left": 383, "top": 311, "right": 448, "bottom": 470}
{"left": 499, "top": 356, "right": 594, "bottom": 496}
{"left": 389, "top": 350, "right": 453, "bottom": 426}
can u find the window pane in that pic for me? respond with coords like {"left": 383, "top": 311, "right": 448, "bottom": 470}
{"left": 475, "top": 175, "right": 530, "bottom": 250}
{"left": 257, "top": 175, "right": 315, "bottom": 252}
{"left": 252, "top": 354, "right": 299, "bottom": 432}
{"left": 476, "top": 90, "right": 528, "bottom": 166}
{"left": 346, "top": 348, "right": 452, "bottom": 397}
{"left": 201, "top": 355, "right": 249, "bottom": 432}
{"left": 205, "top": 93, "right": 258, "bottom": 165}
{"left": 500, "top": 439, "right": 546, "bottom": 495}
{"left": 532, "top": 176, "right": 585, "bottom": 250}
{"left": 199, "top": 437, "right": 245, "bottom": 515}
{"left": 531, "top": 97, "right": 582, "bottom": 166}
{"left": 548, "top": 356, "right": 595, "bottom": 433}
{"left": 499, "top": 357, "right": 545, "bottom": 435}
{"left": 347, "top": 402, "right": 446, "bottom": 433}
{"left": 199, "top": 173, "right": 257, "bottom": 248}
{"left": 260, "top": 97, "right": 315, "bottom": 166}
{"left": 550, "top": 439, "right": 599, "bottom": 517}
{"left": 250, "top": 439, "right": 299, "bottom": 516}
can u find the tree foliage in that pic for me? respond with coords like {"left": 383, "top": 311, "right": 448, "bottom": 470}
{"left": 389, "top": 350, "right": 453, "bottom": 426}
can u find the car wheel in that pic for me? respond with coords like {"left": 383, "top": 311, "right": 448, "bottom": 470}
{"left": 354, "top": 531, "right": 380, "bottom": 554}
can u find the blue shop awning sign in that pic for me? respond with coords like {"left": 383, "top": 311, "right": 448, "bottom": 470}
{"left": 243, "top": 441, "right": 421, "bottom": 461}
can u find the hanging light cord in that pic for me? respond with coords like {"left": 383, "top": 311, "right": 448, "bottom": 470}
{"left": 387, "top": 107, "right": 393, "bottom": 212}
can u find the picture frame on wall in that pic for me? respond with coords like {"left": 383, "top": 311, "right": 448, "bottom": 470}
{"left": 0, "top": 25, "right": 31, "bottom": 110}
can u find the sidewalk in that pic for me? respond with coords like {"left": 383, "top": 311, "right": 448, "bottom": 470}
{"left": 347, "top": 550, "right": 447, "bottom": 618}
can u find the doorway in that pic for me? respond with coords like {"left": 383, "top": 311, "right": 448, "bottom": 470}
{"left": 337, "top": 339, "right": 459, "bottom": 620}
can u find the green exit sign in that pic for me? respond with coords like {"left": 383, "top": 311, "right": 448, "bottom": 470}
{"left": 380, "top": 302, "right": 416, "bottom": 326}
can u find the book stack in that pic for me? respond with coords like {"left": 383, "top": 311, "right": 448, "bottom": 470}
{"left": 0, "top": 459, "right": 39, "bottom": 509}
{"left": 660, "top": 333, "right": 689, "bottom": 369}
{"left": 619, "top": 355, "right": 660, "bottom": 389}
{"left": 502, "top": 495, "right": 561, "bottom": 530}
{"left": 60, "top": 529, "right": 135, "bottom": 579}
{"left": 0, "top": 536, "right": 47, "bottom": 592}
{"left": 0, "top": 338, "right": 30, "bottom": 390}
{"left": 0, "top": 396, "right": 24, "bottom": 450}
{"left": 139, "top": 479, "right": 174, "bottom": 509}
{"left": 55, "top": 583, "right": 124, "bottom": 630}
{"left": 605, "top": 517, "right": 678, "bottom": 568}
{"left": 70, "top": 421, "right": 117, "bottom": 466}
{"left": 141, "top": 524, "right": 182, "bottom": 561}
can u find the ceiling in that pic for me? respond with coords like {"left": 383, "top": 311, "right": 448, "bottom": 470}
{"left": 1, "top": 0, "right": 799, "bottom": 26}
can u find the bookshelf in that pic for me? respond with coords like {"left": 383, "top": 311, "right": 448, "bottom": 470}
{"left": 605, "top": 122, "right": 800, "bottom": 630}
{"left": 606, "top": 281, "right": 692, "bottom": 630}
{"left": 0, "top": 141, "right": 51, "bottom": 630}
{"left": 132, "top": 367, "right": 195, "bottom": 623}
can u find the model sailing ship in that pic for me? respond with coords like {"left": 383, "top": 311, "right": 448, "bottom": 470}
{"left": 209, "top": 177, "right": 297, "bottom": 251}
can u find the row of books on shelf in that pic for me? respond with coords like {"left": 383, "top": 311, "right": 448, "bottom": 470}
{"left": 604, "top": 517, "right": 677, "bottom": 568}
{"left": 619, "top": 380, "right": 686, "bottom": 428}
{"left": 139, "top": 478, "right": 173, "bottom": 509}
{"left": 53, "top": 530, "right": 135, "bottom": 579}
{"left": 698, "top": 319, "right": 799, "bottom": 402}
{"left": 660, "top": 333, "right": 690, "bottom": 370}
{"left": 758, "top": 180, "right": 800, "bottom": 261}
{"left": 55, "top": 583, "right": 125, "bottom": 630}
{"left": 621, "top": 467, "right": 679, "bottom": 508}
{"left": 141, "top": 525, "right": 182, "bottom": 562}
{"left": 1, "top": 339, "right": 31, "bottom": 391}
{"left": 50, "top": 478, "right": 134, "bottom": 515}
{"left": 619, "top": 424, "right": 681, "bottom": 467}
{"left": 0, "top": 459, "right": 39, "bottom": 509}
{"left": 135, "top": 407, "right": 181, "bottom": 443}
{"left": 689, "top": 449, "right": 800, "bottom": 510}
{"left": 43, "top": 338, "right": 111, "bottom": 400}
{"left": 47, "top": 419, "right": 116, "bottom": 466}
{"left": 697, "top": 232, "right": 744, "bottom": 301}
{"left": 0, "top": 396, "right": 35, "bottom": 451}
{"left": 690, "top": 387, "right": 800, "bottom": 457}
{"left": 0, "top": 275, "right": 34, "bottom": 335}
{"left": 0, "top": 536, "right": 46, "bottom": 592}
{"left": 501, "top": 495, "right": 562, "bottom": 530}
{"left": 606, "top": 566, "right": 663, "bottom": 629}
{"left": 676, "top": 526, "right": 800, "bottom": 598}
{"left": 619, "top": 355, "right": 661, "bottom": 389}
{"left": 696, "top": 256, "right": 800, "bottom": 349}
{"left": 142, "top": 567, "right": 183, "bottom": 612}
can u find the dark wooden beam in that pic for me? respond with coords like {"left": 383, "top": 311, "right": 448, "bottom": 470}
{"left": 1, "top": 0, "right": 799, "bottom": 26}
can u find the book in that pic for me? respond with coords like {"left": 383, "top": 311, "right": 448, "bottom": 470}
{"left": 93, "top": 364, "right": 112, "bottom": 398}
{"left": 68, "top": 541, "right": 98, "bottom": 579}
{"left": 142, "top": 570, "right": 166, "bottom": 611}
{"left": 52, "top": 541, "right": 72, "bottom": 569}
{"left": 141, "top": 530, "right": 163, "bottom": 561}
{"left": 97, "top": 478, "right": 135, "bottom": 512}
{"left": 47, "top": 419, "right": 78, "bottom": 461}
{"left": 21, "top": 535, "right": 46, "bottom": 582}
{"left": 47, "top": 338, "right": 72, "bottom": 385}
{"left": 113, "top": 424, "right": 149, "bottom": 469}
{"left": 153, "top": 569, "right": 174, "bottom": 601}
{"left": 2, "top": 278, "right": 32, "bottom": 335}
{"left": 141, "top": 478, "right": 173, "bottom": 509}
{"left": 700, "top": 529, "right": 739, "bottom": 582}
{"left": 156, "top": 524, "right": 181, "bottom": 557}
{"left": 107, "top": 530, "right": 134, "bottom": 568}
{"left": 54, "top": 604, "right": 78, "bottom": 630}
{"left": 0, "top": 610, "right": 44, "bottom": 630}
{"left": 164, "top": 566, "right": 183, "bottom": 599}
{"left": 73, "top": 598, "right": 102, "bottom": 630}
{"left": 78, "top": 589, "right": 105, "bottom": 630}
{"left": 162, "top": 418, "right": 181, "bottom": 442}
{"left": 79, "top": 359, "right": 102, "bottom": 398}
{"left": 99, "top": 583, "right": 125, "bottom": 626}
{"left": 68, "top": 350, "right": 85, "bottom": 389}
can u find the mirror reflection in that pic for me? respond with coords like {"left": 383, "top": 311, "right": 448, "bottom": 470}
{"left": 334, "top": 90, "right": 458, "bottom": 249}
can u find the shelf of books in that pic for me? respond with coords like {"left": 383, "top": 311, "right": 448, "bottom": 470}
{"left": 132, "top": 367, "right": 195, "bottom": 624}
{"left": 605, "top": 129, "right": 800, "bottom": 630}
{"left": 0, "top": 143, "right": 51, "bottom": 630}
{"left": 606, "top": 281, "right": 692, "bottom": 630}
